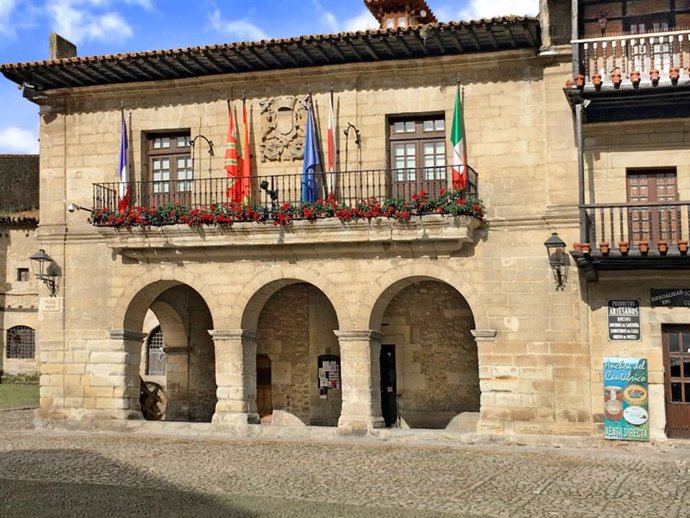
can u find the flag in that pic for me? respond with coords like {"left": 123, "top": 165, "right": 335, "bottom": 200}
{"left": 326, "top": 91, "right": 336, "bottom": 195}
{"left": 301, "top": 99, "right": 320, "bottom": 203}
{"left": 225, "top": 100, "right": 240, "bottom": 202}
{"left": 451, "top": 85, "right": 468, "bottom": 191}
{"left": 240, "top": 99, "right": 251, "bottom": 205}
{"left": 117, "top": 111, "right": 130, "bottom": 212}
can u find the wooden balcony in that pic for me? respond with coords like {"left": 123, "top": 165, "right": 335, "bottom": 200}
{"left": 571, "top": 200, "right": 690, "bottom": 279}
{"left": 565, "top": 29, "right": 690, "bottom": 122}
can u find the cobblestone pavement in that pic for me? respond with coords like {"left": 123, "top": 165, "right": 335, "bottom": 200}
{"left": 2, "top": 409, "right": 690, "bottom": 517}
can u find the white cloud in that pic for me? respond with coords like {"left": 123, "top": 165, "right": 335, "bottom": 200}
{"left": 342, "top": 10, "right": 379, "bottom": 32}
{"left": 459, "top": 0, "right": 539, "bottom": 20}
{"left": 0, "top": 127, "right": 39, "bottom": 154}
{"left": 208, "top": 9, "right": 269, "bottom": 41}
{"left": 0, "top": 0, "right": 16, "bottom": 37}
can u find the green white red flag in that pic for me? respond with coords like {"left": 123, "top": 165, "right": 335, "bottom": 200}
{"left": 451, "top": 85, "right": 467, "bottom": 191}
{"left": 224, "top": 100, "right": 240, "bottom": 202}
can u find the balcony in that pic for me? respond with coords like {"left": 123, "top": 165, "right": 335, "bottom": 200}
{"left": 565, "top": 29, "right": 690, "bottom": 122}
{"left": 93, "top": 166, "right": 478, "bottom": 214}
{"left": 89, "top": 166, "right": 482, "bottom": 258}
{"left": 571, "top": 200, "right": 690, "bottom": 279}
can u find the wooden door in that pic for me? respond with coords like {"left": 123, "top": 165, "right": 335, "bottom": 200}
{"left": 389, "top": 116, "right": 447, "bottom": 200}
{"left": 663, "top": 325, "right": 690, "bottom": 438}
{"left": 627, "top": 169, "right": 679, "bottom": 245}
{"left": 256, "top": 354, "right": 272, "bottom": 422}
{"left": 146, "top": 134, "right": 193, "bottom": 208}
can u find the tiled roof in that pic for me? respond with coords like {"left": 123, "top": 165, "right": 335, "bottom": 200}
{"left": 1, "top": 17, "right": 539, "bottom": 93}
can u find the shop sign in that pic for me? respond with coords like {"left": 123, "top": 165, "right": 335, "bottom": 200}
{"left": 607, "top": 299, "right": 640, "bottom": 341}
{"left": 603, "top": 357, "right": 649, "bottom": 442}
{"left": 650, "top": 288, "right": 690, "bottom": 307}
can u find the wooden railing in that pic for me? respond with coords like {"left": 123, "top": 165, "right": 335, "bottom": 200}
{"left": 582, "top": 200, "right": 690, "bottom": 252}
{"left": 573, "top": 29, "right": 690, "bottom": 86}
{"left": 93, "top": 166, "right": 479, "bottom": 213}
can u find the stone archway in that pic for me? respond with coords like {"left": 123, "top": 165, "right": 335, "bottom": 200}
{"left": 248, "top": 280, "right": 342, "bottom": 426}
{"left": 371, "top": 278, "right": 479, "bottom": 430}
{"left": 119, "top": 280, "right": 217, "bottom": 422}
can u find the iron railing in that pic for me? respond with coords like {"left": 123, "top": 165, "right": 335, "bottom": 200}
{"left": 93, "top": 165, "right": 479, "bottom": 213}
{"left": 573, "top": 28, "right": 690, "bottom": 87}
{"left": 583, "top": 200, "right": 690, "bottom": 252}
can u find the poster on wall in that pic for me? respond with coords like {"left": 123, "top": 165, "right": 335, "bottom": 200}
{"left": 607, "top": 299, "right": 640, "bottom": 341}
{"left": 317, "top": 354, "right": 341, "bottom": 398}
{"left": 603, "top": 357, "right": 649, "bottom": 442}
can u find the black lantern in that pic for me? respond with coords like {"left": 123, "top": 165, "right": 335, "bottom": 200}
{"left": 29, "top": 249, "right": 58, "bottom": 296}
{"left": 544, "top": 232, "right": 567, "bottom": 290}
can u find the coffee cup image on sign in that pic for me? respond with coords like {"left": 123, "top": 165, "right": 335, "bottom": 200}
{"left": 604, "top": 386, "right": 623, "bottom": 420}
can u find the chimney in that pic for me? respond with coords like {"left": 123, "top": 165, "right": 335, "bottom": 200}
{"left": 49, "top": 33, "right": 77, "bottom": 60}
{"left": 364, "top": 0, "right": 437, "bottom": 30}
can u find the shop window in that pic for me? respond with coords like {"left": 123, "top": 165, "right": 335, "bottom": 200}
{"left": 146, "top": 326, "right": 165, "bottom": 376}
{"left": 6, "top": 325, "right": 35, "bottom": 359}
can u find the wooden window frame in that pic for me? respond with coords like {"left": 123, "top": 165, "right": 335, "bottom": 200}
{"left": 145, "top": 132, "right": 192, "bottom": 206}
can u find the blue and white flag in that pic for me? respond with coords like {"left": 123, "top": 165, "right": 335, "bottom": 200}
{"left": 117, "top": 111, "right": 130, "bottom": 212}
{"left": 301, "top": 100, "right": 320, "bottom": 203}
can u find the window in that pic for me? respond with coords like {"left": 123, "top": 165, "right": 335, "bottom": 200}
{"left": 16, "top": 268, "right": 29, "bottom": 282}
{"left": 6, "top": 326, "right": 35, "bottom": 359}
{"left": 389, "top": 115, "right": 446, "bottom": 199}
{"left": 146, "top": 132, "right": 192, "bottom": 206}
{"left": 627, "top": 168, "right": 679, "bottom": 244}
{"left": 146, "top": 326, "right": 165, "bottom": 376}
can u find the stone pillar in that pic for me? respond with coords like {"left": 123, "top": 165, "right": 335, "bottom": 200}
{"left": 335, "top": 330, "right": 385, "bottom": 434}
{"left": 209, "top": 329, "right": 260, "bottom": 425}
{"left": 471, "top": 329, "right": 499, "bottom": 434}
{"left": 82, "top": 329, "right": 146, "bottom": 421}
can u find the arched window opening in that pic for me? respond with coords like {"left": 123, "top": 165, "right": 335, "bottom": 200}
{"left": 146, "top": 326, "right": 165, "bottom": 376}
{"left": 6, "top": 326, "right": 35, "bottom": 359}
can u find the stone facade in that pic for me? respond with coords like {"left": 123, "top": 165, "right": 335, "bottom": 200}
{"left": 4, "top": 1, "right": 688, "bottom": 442}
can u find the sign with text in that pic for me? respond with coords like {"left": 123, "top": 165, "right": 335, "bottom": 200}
{"left": 603, "top": 357, "right": 649, "bottom": 442}
{"left": 607, "top": 299, "right": 640, "bottom": 341}
{"left": 650, "top": 289, "right": 690, "bottom": 307}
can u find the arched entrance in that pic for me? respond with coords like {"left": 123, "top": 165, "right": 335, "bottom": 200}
{"left": 124, "top": 281, "right": 217, "bottom": 422}
{"left": 254, "top": 282, "right": 341, "bottom": 426}
{"left": 375, "top": 279, "right": 479, "bottom": 429}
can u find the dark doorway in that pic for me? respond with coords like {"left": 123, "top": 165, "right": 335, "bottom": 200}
{"left": 256, "top": 354, "right": 272, "bottom": 422}
{"left": 379, "top": 344, "right": 397, "bottom": 427}
{"left": 663, "top": 325, "right": 690, "bottom": 438}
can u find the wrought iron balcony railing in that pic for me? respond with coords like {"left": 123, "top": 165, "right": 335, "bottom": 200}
{"left": 92, "top": 165, "right": 479, "bottom": 214}
{"left": 573, "top": 29, "right": 690, "bottom": 88}
{"left": 582, "top": 200, "right": 690, "bottom": 254}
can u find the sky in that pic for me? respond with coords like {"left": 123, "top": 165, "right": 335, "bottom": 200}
{"left": 0, "top": 0, "right": 539, "bottom": 154}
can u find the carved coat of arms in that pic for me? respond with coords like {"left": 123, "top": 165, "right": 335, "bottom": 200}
{"left": 259, "top": 96, "right": 308, "bottom": 162}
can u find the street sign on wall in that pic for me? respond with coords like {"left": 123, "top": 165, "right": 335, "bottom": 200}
{"left": 607, "top": 300, "right": 640, "bottom": 341}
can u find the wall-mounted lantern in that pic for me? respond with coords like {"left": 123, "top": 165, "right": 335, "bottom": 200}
{"left": 544, "top": 232, "right": 568, "bottom": 290}
{"left": 29, "top": 249, "right": 58, "bottom": 297}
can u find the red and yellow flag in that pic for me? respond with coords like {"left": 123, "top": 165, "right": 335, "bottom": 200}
{"left": 240, "top": 99, "right": 251, "bottom": 205}
{"left": 225, "top": 100, "right": 240, "bottom": 202}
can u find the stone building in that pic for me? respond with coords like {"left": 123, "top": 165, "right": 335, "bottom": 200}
{"left": 0, "top": 155, "right": 39, "bottom": 379}
{"left": 1, "top": 0, "right": 688, "bottom": 441}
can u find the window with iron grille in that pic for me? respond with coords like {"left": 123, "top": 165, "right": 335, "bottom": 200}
{"left": 146, "top": 326, "right": 165, "bottom": 376}
{"left": 6, "top": 325, "right": 35, "bottom": 359}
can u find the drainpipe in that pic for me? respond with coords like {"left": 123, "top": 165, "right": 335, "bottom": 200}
{"left": 576, "top": 103, "right": 586, "bottom": 243}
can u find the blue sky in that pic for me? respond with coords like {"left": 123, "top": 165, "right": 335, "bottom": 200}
{"left": 0, "top": 0, "right": 538, "bottom": 154}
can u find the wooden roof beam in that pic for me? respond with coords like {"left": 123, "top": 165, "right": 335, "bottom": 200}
{"left": 246, "top": 47, "right": 271, "bottom": 69}
{"left": 504, "top": 25, "right": 519, "bottom": 49}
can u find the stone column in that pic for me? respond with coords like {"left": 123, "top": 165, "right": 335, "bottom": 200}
{"left": 82, "top": 329, "right": 146, "bottom": 421}
{"left": 471, "top": 329, "right": 499, "bottom": 434}
{"left": 209, "top": 329, "right": 260, "bottom": 425}
{"left": 335, "top": 330, "right": 385, "bottom": 434}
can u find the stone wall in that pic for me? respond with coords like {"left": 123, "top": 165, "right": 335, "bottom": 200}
{"left": 0, "top": 155, "right": 39, "bottom": 213}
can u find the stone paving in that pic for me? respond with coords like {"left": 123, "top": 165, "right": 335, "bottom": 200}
{"left": 2, "top": 409, "right": 690, "bottom": 517}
